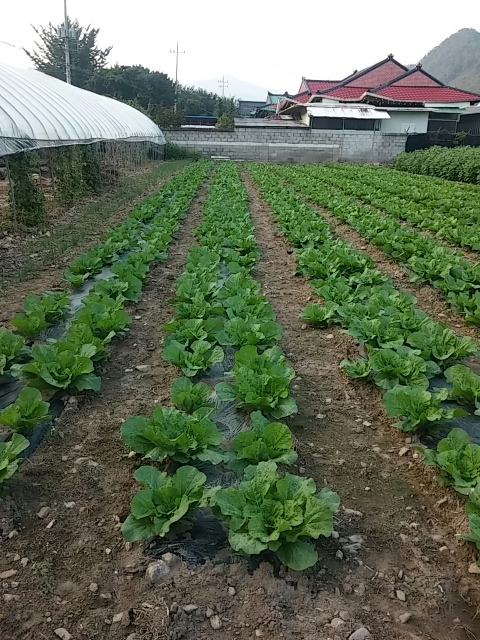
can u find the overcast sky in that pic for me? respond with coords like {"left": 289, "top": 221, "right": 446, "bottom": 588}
{"left": 2, "top": 1, "right": 479, "bottom": 96}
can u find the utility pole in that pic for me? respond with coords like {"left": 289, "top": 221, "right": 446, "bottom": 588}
{"left": 218, "top": 75, "right": 228, "bottom": 97}
{"left": 63, "top": 0, "right": 71, "bottom": 84}
{"left": 170, "top": 42, "right": 185, "bottom": 112}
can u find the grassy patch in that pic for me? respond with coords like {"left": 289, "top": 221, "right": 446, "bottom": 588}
{"left": 2, "top": 160, "right": 191, "bottom": 287}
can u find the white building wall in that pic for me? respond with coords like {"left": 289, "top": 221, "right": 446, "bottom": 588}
{"left": 381, "top": 110, "right": 429, "bottom": 134}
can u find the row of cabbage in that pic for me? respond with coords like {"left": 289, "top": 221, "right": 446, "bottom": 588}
{"left": 246, "top": 162, "right": 480, "bottom": 563}
{"left": 300, "top": 163, "right": 480, "bottom": 252}
{"left": 394, "top": 146, "right": 480, "bottom": 185}
{"left": 0, "top": 161, "right": 212, "bottom": 485}
{"left": 269, "top": 164, "right": 480, "bottom": 326}
{"left": 332, "top": 162, "right": 480, "bottom": 210}
{"left": 120, "top": 162, "right": 340, "bottom": 571}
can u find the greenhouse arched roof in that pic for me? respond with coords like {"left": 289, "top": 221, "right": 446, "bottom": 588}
{"left": 0, "top": 63, "right": 165, "bottom": 156}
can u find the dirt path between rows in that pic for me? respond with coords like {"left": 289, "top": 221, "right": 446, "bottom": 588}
{"left": 0, "top": 162, "right": 188, "bottom": 326}
{"left": 242, "top": 169, "right": 480, "bottom": 640}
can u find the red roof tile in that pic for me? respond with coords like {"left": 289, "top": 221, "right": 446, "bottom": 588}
{"left": 304, "top": 80, "right": 340, "bottom": 93}
{"left": 374, "top": 86, "right": 480, "bottom": 102}
{"left": 322, "top": 87, "right": 366, "bottom": 100}
{"left": 390, "top": 70, "right": 441, "bottom": 87}
{"left": 343, "top": 60, "right": 406, "bottom": 88}
{"left": 294, "top": 92, "right": 311, "bottom": 103}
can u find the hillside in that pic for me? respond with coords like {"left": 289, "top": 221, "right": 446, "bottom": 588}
{"left": 420, "top": 28, "right": 480, "bottom": 93}
{"left": 192, "top": 75, "right": 273, "bottom": 102}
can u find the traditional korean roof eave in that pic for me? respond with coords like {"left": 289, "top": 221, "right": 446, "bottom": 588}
{"left": 363, "top": 91, "right": 480, "bottom": 107}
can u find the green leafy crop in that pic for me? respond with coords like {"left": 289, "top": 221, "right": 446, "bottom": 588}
{"left": 221, "top": 318, "right": 282, "bottom": 350}
{"left": 170, "top": 377, "right": 215, "bottom": 414}
{"left": 64, "top": 250, "right": 103, "bottom": 287}
{"left": 121, "top": 405, "right": 225, "bottom": 464}
{"left": 382, "top": 385, "right": 464, "bottom": 432}
{"left": 11, "top": 340, "right": 101, "bottom": 394}
{"left": 229, "top": 411, "right": 297, "bottom": 472}
{"left": 211, "top": 461, "right": 340, "bottom": 570}
{"left": 301, "top": 302, "right": 340, "bottom": 327}
{"left": 74, "top": 295, "right": 131, "bottom": 340}
{"left": 162, "top": 339, "right": 224, "bottom": 377}
{"left": 11, "top": 291, "right": 71, "bottom": 339}
{"left": 0, "top": 329, "right": 25, "bottom": 376}
{"left": 66, "top": 322, "right": 114, "bottom": 361}
{"left": 0, "top": 433, "right": 29, "bottom": 483}
{"left": 122, "top": 465, "right": 213, "bottom": 542}
{"left": 417, "top": 428, "right": 480, "bottom": 495}
{"left": 216, "top": 345, "right": 297, "bottom": 419}
{"left": 342, "top": 346, "right": 439, "bottom": 390}
{"left": 445, "top": 365, "right": 480, "bottom": 414}
{"left": 0, "top": 388, "right": 50, "bottom": 434}
{"left": 407, "top": 324, "right": 478, "bottom": 367}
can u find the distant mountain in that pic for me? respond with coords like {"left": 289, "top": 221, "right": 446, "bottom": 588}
{"left": 420, "top": 28, "right": 480, "bottom": 93}
{"left": 192, "top": 75, "right": 274, "bottom": 102}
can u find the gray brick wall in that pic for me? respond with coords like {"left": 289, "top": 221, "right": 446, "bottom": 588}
{"left": 165, "top": 128, "right": 407, "bottom": 163}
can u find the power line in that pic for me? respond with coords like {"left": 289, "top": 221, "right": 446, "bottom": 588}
{"left": 0, "top": 39, "right": 24, "bottom": 50}
{"left": 170, "top": 42, "right": 185, "bottom": 112}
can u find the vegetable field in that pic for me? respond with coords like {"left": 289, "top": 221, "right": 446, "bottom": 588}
{"left": 1, "top": 160, "right": 480, "bottom": 640}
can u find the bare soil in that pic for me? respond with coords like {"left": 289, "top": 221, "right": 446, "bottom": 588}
{"left": 0, "top": 170, "right": 479, "bottom": 640}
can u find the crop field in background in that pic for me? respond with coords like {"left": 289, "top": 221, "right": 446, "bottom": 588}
{"left": 1, "top": 160, "right": 480, "bottom": 640}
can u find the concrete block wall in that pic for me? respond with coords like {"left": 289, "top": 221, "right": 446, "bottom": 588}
{"left": 165, "top": 127, "right": 407, "bottom": 164}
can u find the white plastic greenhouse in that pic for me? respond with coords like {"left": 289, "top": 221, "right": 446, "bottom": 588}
{"left": 0, "top": 63, "right": 165, "bottom": 156}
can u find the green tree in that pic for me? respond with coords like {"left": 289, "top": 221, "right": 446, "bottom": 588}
{"left": 215, "top": 97, "right": 237, "bottom": 129}
{"left": 178, "top": 86, "right": 218, "bottom": 116}
{"left": 24, "top": 19, "right": 111, "bottom": 88}
{"left": 87, "top": 65, "right": 175, "bottom": 108}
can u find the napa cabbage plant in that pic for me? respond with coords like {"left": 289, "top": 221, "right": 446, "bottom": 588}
{"left": 415, "top": 428, "right": 480, "bottom": 494}
{"left": 216, "top": 345, "right": 298, "bottom": 419}
{"left": 11, "top": 340, "right": 101, "bottom": 394}
{"left": 228, "top": 411, "right": 297, "bottom": 472}
{"left": 162, "top": 339, "right": 224, "bottom": 377}
{"left": 163, "top": 318, "right": 224, "bottom": 349}
{"left": 0, "top": 329, "right": 25, "bottom": 376}
{"left": 211, "top": 461, "right": 340, "bottom": 570}
{"left": 121, "top": 465, "right": 214, "bottom": 542}
{"left": 11, "top": 291, "right": 71, "bottom": 339}
{"left": 64, "top": 250, "right": 103, "bottom": 287}
{"left": 342, "top": 346, "right": 439, "bottom": 390}
{"left": 382, "top": 385, "right": 464, "bottom": 432}
{"left": 74, "top": 295, "right": 131, "bottom": 339}
{"left": 91, "top": 272, "right": 143, "bottom": 303}
{"left": 121, "top": 405, "right": 225, "bottom": 464}
{"left": 66, "top": 322, "right": 114, "bottom": 361}
{"left": 407, "top": 323, "right": 478, "bottom": 366}
{"left": 0, "top": 388, "right": 50, "bottom": 434}
{"left": 170, "top": 377, "right": 215, "bottom": 414}
{"left": 0, "top": 433, "right": 30, "bottom": 483}
{"left": 301, "top": 302, "right": 340, "bottom": 327}
{"left": 444, "top": 365, "right": 480, "bottom": 414}
{"left": 220, "top": 318, "right": 282, "bottom": 350}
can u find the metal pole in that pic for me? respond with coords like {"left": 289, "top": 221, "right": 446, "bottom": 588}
{"left": 64, "top": 0, "right": 71, "bottom": 84}
{"left": 170, "top": 42, "right": 185, "bottom": 113}
{"left": 5, "top": 156, "right": 18, "bottom": 228}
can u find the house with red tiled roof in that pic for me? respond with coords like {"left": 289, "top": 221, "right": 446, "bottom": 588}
{"left": 276, "top": 54, "right": 480, "bottom": 134}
